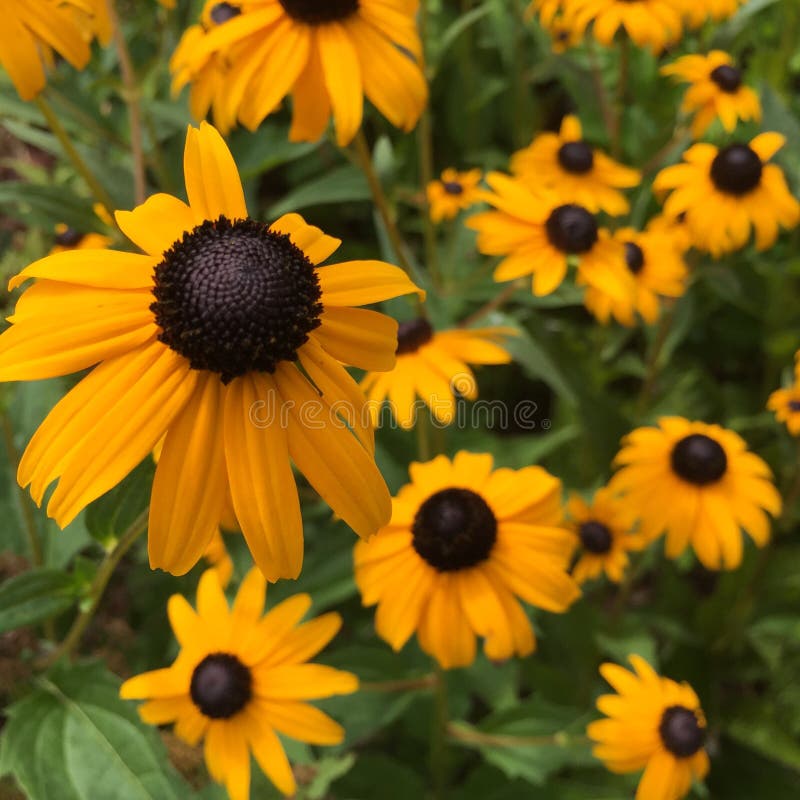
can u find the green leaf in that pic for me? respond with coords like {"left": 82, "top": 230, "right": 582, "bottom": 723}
{"left": 0, "top": 661, "right": 195, "bottom": 800}
{"left": 267, "top": 165, "right": 370, "bottom": 217}
{"left": 0, "top": 568, "right": 76, "bottom": 634}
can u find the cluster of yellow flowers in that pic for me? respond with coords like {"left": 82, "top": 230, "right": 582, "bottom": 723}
{"left": 0, "top": 2, "right": 797, "bottom": 800}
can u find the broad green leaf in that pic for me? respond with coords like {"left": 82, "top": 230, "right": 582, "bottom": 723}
{"left": 267, "top": 165, "right": 370, "bottom": 217}
{"left": 0, "top": 568, "right": 75, "bottom": 633}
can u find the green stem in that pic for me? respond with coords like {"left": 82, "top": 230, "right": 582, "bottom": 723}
{"left": 635, "top": 300, "right": 676, "bottom": 418}
{"left": 431, "top": 666, "right": 449, "bottom": 800}
{"left": 34, "top": 95, "right": 116, "bottom": 220}
{"left": 417, "top": 0, "right": 440, "bottom": 287}
{"left": 352, "top": 129, "right": 416, "bottom": 278}
{"left": 106, "top": 0, "right": 146, "bottom": 205}
{"left": 360, "top": 674, "right": 437, "bottom": 692}
{"left": 37, "top": 509, "right": 148, "bottom": 670}
{"left": 448, "top": 722, "right": 589, "bottom": 749}
{"left": 1, "top": 412, "right": 43, "bottom": 567}
{"left": 612, "top": 34, "right": 630, "bottom": 159}
{"left": 459, "top": 280, "right": 524, "bottom": 328}
{"left": 587, "top": 40, "right": 615, "bottom": 138}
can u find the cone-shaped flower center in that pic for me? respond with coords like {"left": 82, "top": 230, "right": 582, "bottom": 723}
{"left": 624, "top": 241, "right": 645, "bottom": 274}
{"left": 443, "top": 181, "right": 464, "bottom": 195}
{"left": 659, "top": 706, "right": 706, "bottom": 758}
{"left": 710, "top": 64, "right": 742, "bottom": 93}
{"left": 412, "top": 488, "right": 497, "bottom": 571}
{"left": 190, "top": 653, "right": 252, "bottom": 719}
{"left": 789, "top": 400, "right": 800, "bottom": 412}
{"left": 151, "top": 217, "right": 323, "bottom": 383}
{"left": 279, "top": 0, "right": 359, "bottom": 24}
{"left": 55, "top": 227, "right": 84, "bottom": 247}
{"left": 710, "top": 144, "right": 762, "bottom": 195}
{"left": 579, "top": 520, "right": 613, "bottom": 554}
{"left": 670, "top": 434, "right": 727, "bottom": 485}
{"left": 396, "top": 317, "right": 434, "bottom": 355}
{"left": 545, "top": 204, "right": 598, "bottom": 254}
{"left": 557, "top": 141, "right": 594, "bottom": 174}
{"left": 210, "top": 3, "right": 241, "bottom": 24}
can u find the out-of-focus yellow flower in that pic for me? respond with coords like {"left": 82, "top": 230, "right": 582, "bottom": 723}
{"left": 426, "top": 169, "right": 482, "bottom": 223}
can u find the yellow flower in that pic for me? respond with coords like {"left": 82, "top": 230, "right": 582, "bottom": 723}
{"left": 468, "top": 172, "right": 634, "bottom": 299}
{"left": 582, "top": 226, "right": 688, "bottom": 326}
{"left": 204, "top": 529, "right": 235, "bottom": 586}
{"left": 511, "top": 115, "right": 640, "bottom": 215}
{"left": 0, "top": 122, "right": 423, "bottom": 582}
{"left": 121, "top": 569, "right": 357, "bottom": 799}
{"left": 354, "top": 451, "right": 580, "bottom": 669}
{"left": 170, "top": 0, "right": 428, "bottom": 143}
{"left": 566, "top": 0, "right": 683, "bottom": 53}
{"left": 426, "top": 169, "right": 483, "bottom": 223}
{"left": 588, "top": 655, "right": 710, "bottom": 800}
{"left": 662, "top": 51, "right": 761, "bottom": 138}
{"left": 49, "top": 224, "right": 114, "bottom": 255}
{"left": 526, "top": 1, "right": 582, "bottom": 51}
{"left": 646, "top": 212, "right": 692, "bottom": 254}
{"left": 673, "top": 0, "right": 744, "bottom": 28}
{"left": 0, "top": 0, "right": 91, "bottom": 101}
{"left": 767, "top": 381, "right": 800, "bottom": 436}
{"left": 568, "top": 487, "right": 643, "bottom": 584}
{"left": 360, "top": 320, "right": 514, "bottom": 429}
{"left": 610, "top": 417, "right": 782, "bottom": 570}
{"left": 653, "top": 133, "right": 800, "bottom": 256}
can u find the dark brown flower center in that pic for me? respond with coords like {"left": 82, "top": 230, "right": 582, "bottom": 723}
{"left": 659, "top": 706, "right": 706, "bottom": 758}
{"left": 789, "top": 400, "right": 800, "bottom": 412}
{"left": 190, "top": 653, "right": 252, "bottom": 719}
{"left": 396, "top": 317, "right": 434, "bottom": 355}
{"left": 710, "top": 64, "right": 742, "bottom": 93}
{"left": 443, "top": 181, "right": 464, "bottom": 195}
{"left": 557, "top": 141, "right": 594, "bottom": 174}
{"left": 545, "top": 204, "right": 598, "bottom": 254}
{"left": 670, "top": 434, "right": 727, "bottom": 486}
{"left": 279, "top": 0, "right": 359, "bottom": 24}
{"left": 210, "top": 3, "right": 241, "bottom": 24}
{"left": 624, "top": 241, "right": 645, "bottom": 274}
{"left": 710, "top": 144, "right": 762, "bottom": 196}
{"left": 412, "top": 488, "right": 497, "bottom": 572}
{"left": 54, "top": 227, "right": 85, "bottom": 247}
{"left": 579, "top": 520, "right": 613, "bottom": 554}
{"left": 151, "top": 216, "right": 322, "bottom": 383}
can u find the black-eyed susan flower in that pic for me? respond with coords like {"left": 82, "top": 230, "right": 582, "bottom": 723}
{"left": 426, "top": 169, "right": 483, "bottom": 223}
{"left": 50, "top": 223, "right": 113, "bottom": 255}
{"left": 511, "top": 115, "right": 640, "bottom": 216}
{"left": 121, "top": 568, "right": 357, "bottom": 799}
{"left": 0, "top": 122, "right": 422, "bottom": 582}
{"left": 673, "top": 0, "right": 743, "bottom": 28}
{"left": 568, "top": 487, "right": 642, "bottom": 584}
{"left": 0, "top": 0, "right": 91, "bottom": 101}
{"left": 468, "top": 172, "right": 634, "bottom": 299}
{"left": 767, "top": 381, "right": 800, "bottom": 436}
{"left": 567, "top": 0, "right": 683, "bottom": 53}
{"left": 654, "top": 134, "right": 800, "bottom": 256}
{"left": 662, "top": 51, "right": 761, "bottom": 138}
{"left": 582, "top": 226, "right": 688, "bottom": 326}
{"left": 610, "top": 417, "right": 782, "bottom": 570}
{"left": 360, "top": 320, "right": 515, "bottom": 429}
{"left": 354, "top": 452, "right": 580, "bottom": 669}
{"left": 526, "top": 0, "right": 582, "bottom": 51}
{"left": 588, "top": 655, "right": 709, "bottom": 800}
{"left": 170, "top": 0, "right": 427, "bottom": 144}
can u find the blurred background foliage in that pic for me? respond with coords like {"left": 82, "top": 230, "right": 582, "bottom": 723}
{"left": 1, "top": 0, "right": 800, "bottom": 797}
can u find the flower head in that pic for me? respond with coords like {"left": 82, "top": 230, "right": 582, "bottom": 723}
{"left": 653, "top": 133, "right": 800, "bottom": 256}
{"left": 588, "top": 655, "right": 709, "bottom": 800}
{"left": 121, "top": 569, "right": 357, "bottom": 799}
{"left": 566, "top": 0, "right": 683, "bottom": 53}
{"left": 568, "top": 487, "right": 643, "bottom": 584}
{"left": 661, "top": 51, "right": 761, "bottom": 138}
{"left": 768, "top": 380, "right": 800, "bottom": 436}
{"left": 582, "top": 226, "right": 687, "bottom": 326}
{"left": 0, "top": 122, "right": 422, "bottom": 582}
{"left": 468, "top": 172, "right": 634, "bottom": 299}
{"left": 511, "top": 116, "right": 640, "bottom": 215}
{"left": 426, "top": 169, "right": 482, "bottom": 223}
{"left": 0, "top": 0, "right": 92, "bottom": 100}
{"left": 354, "top": 451, "right": 580, "bottom": 669}
{"left": 360, "top": 320, "right": 515, "bottom": 429}
{"left": 610, "top": 417, "right": 781, "bottom": 570}
{"left": 170, "top": 0, "right": 427, "bottom": 143}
